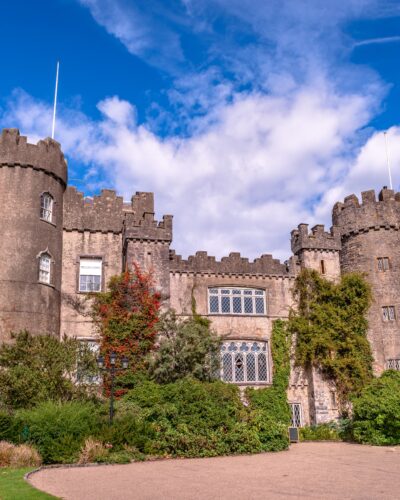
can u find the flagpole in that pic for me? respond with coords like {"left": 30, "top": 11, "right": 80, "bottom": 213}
{"left": 51, "top": 61, "right": 60, "bottom": 140}
{"left": 384, "top": 131, "right": 393, "bottom": 190}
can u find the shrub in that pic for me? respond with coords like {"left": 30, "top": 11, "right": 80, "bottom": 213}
{"left": 15, "top": 401, "right": 104, "bottom": 464}
{"left": 0, "top": 331, "right": 97, "bottom": 409}
{"left": 149, "top": 310, "right": 221, "bottom": 384}
{"left": 300, "top": 423, "right": 341, "bottom": 441}
{"left": 351, "top": 370, "right": 400, "bottom": 445}
{"left": 0, "top": 441, "right": 41, "bottom": 467}
{"left": 78, "top": 438, "right": 109, "bottom": 464}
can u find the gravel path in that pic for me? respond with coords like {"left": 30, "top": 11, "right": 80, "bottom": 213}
{"left": 29, "top": 442, "right": 400, "bottom": 500}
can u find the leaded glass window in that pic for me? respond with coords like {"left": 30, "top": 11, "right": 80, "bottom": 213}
{"left": 386, "top": 359, "right": 400, "bottom": 371}
{"left": 377, "top": 257, "right": 390, "bottom": 271}
{"left": 40, "top": 193, "right": 53, "bottom": 222}
{"left": 39, "top": 253, "right": 51, "bottom": 284}
{"left": 220, "top": 341, "right": 269, "bottom": 384}
{"left": 382, "top": 306, "right": 396, "bottom": 321}
{"left": 290, "top": 403, "right": 302, "bottom": 427}
{"left": 208, "top": 288, "right": 266, "bottom": 315}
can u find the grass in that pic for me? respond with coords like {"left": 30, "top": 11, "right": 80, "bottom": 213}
{"left": 0, "top": 468, "right": 58, "bottom": 500}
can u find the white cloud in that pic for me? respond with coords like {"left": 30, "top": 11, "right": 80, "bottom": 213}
{"left": 3, "top": 81, "right": 397, "bottom": 262}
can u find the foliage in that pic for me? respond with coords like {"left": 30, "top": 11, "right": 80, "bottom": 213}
{"left": 351, "top": 370, "right": 400, "bottom": 445}
{"left": 13, "top": 401, "right": 104, "bottom": 464}
{"left": 0, "top": 441, "right": 42, "bottom": 467}
{"left": 78, "top": 438, "right": 109, "bottom": 464}
{"left": 91, "top": 263, "right": 161, "bottom": 396}
{"left": 149, "top": 310, "right": 221, "bottom": 383}
{"left": 246, "top": 320, "right": 291, "bottom": 451}
{"left": 0, "top": 468, "right": 57, "bottom": 500}
{"left": 300, "top": 423, "right": 341, "bottom": 441}
{"left": 0, "top": 331, "right": 97, "bottom": 410}
{"left": 288, "top": 269, "right": 373, "bottom": 405}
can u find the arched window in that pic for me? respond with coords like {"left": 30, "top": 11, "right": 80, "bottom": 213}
{"left": 220, "top": 341, "right": 269, "bottom": 384}
{"left": 40, "top": 193, "right": 53, "bottom": 222}
{"left": 39, "top": 253, "right": 51, "bottom": 284}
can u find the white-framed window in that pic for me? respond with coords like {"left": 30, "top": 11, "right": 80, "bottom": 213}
{"left": 290, "top": 403, "right": 303, "bottom": 428}
{"left": 377, "top": 257, "right": 390, "bottom": 271}
{"left": 382, "top": 306, "right": 396, "bottom": 321}
{"left": 40, "top": 193, "right": 53, "bottom": 222}
{"left": 208, "top": 288, "right": 266, "bottom": 315}
{"left": 39, "top": 253, "right": 51, "bottom": 284}
{"left": 386, "top": 359, "right": 400, "bottom": 371}
{"left": 220, "top": 340, "right": 269, "bottom": 384}
{"left": 79, "top": 258, "right": 102, "bottom": 292}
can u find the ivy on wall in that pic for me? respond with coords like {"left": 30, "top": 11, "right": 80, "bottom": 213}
{"left": 246, "top": 319, "right": 291, "bottom": 450}
{"left": 288, "top": 269, "right": 373, "bottom": 406}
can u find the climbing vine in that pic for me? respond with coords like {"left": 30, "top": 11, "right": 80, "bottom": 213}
{"left": 91, "top": 263, "right": 161, "bottom": 397}
{"left": 288, "top": 269, "right": 373, "bottom": 406}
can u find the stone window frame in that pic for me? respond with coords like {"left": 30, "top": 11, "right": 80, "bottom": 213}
{"left": 76, "top": 337, "right": 101, "bottom": 385}
{"left": 220, "top": 340, "right": 270, "bottom": 385}
{"left": 386, "top": 359, "right": 400, "bottom": 371}
{"left": 289, "top": 402, "right": 303, "bottom": 427}
{"left": 382, "top": 305, "right": 396, "bottom": 321}
{"left": 37, "top": 249, "right": 54, "bottom": 286}
{"left": 377, "top": 257, "right": 390, "bottom": 272}
{"left": 76, "top": 255, "right": 107, "bottom": 294}
{"left": 39, "top": 191, "right": 57, "bottom": 226}
{"left": 208, "top": 287, "right": 267, "bottom": 316}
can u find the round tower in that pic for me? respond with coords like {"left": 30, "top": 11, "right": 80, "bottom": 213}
{"left": 0, "top": 128, "right": 67, "bottom": 341}
{"left": 333, "top": 187, "right": 400, "bottom": 373}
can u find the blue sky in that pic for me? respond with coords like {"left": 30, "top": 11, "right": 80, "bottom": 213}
{"left": 1, "top": 0, "right": 400, "bottom": 260}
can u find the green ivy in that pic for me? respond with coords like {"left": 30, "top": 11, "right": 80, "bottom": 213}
{"left": 246, "top": 319, "right": 291, "bottom": 450}
{"left": 288, "top": 269, "right": 373, "bottom": 406}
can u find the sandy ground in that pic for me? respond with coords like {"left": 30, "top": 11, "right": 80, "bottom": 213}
{"left": 29, "top": 442, "right": 400, "bottom": 500}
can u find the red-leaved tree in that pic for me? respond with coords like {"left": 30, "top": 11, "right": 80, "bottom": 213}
{"left": 91, "top": 263, "right": 161, "bottom": 396}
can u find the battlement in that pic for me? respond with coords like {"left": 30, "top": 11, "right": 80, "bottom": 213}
{"left": 291, "top": 223, "right": 341, "bottom": 255}
{"left": 332, "top": 187, "right": 400, "bottom": 236}
{"left": 0, "top": 128, "right": 67, "bottom": 184}
{"left": 169, "top": 250, "right": 290, "bottom": 276}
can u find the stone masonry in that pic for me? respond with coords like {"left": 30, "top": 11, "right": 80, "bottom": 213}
{"left": 1, "top": 128, "right": 399, "bottom": 426}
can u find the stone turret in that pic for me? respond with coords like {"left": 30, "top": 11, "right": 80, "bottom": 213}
{"left": 291, "top": 223, "right": 341, "bottom": 281}
{"left": 333, "top": 187, "right": 400, "bottom": 372}
{"left": 0, "top": 129, "right": 67, "bottom": 341}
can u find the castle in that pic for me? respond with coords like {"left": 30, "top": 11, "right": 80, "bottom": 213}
{"left": 0, "top": 128, "right": 399, "bottom": 426}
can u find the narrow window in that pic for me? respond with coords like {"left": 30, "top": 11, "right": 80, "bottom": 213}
{"left": 39, "top": 253, "right": 51, "bottom": 284}
{"left": 330, "top": 391, "right": 337, "bottom": 408}
{"left": 377, "top": 257, "right": 390, "bottom": 271}
{"left": 79, "top": 258, "right": 102, "bottom": 292}
{"left": 382, "top": 306, "right": 396, "bottom": 321}
{"left": 290, "top": 403, "right": 302, "bottom": 427}
{"left": 40, "top": 193, "right": 53, "bottom": 222}
{"left": 320, "top": 260, "right": 326, "bottom": 274}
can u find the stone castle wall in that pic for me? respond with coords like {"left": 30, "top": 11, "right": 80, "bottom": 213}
{"left": 0, "top": 130, "right": 66, "bottom": 341}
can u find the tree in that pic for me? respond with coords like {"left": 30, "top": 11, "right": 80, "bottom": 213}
{"left": 91, "top": 263, "right": 161, "bottom": 396}
{"left": 0, "top": 331, "right": 97, "bottom": 409}
{"left": 288, "top": 269, "right": 373, "bottom": 407}
{"left": 149, "top": 310, "right": 221, "bottom": 384}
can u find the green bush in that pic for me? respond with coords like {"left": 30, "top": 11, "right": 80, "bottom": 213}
{"left": 300, "top": 423, "right": 341, "bottom": 441}
{"left": 14, "top": 401, "right": 105, "bottom": 463}
{"left": 351, "top": 370, "right": 400, "bottom": 445}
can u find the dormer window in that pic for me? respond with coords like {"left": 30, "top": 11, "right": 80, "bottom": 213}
{"left": 40, "top": 193, "right": 53, "bottom": 223}
{"left": 39, "top": 253, "right": 51, "bottom": 284}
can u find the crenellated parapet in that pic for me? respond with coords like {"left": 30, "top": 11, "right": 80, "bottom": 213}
{"left": 333, "top": 187, "right": 400, "bottom": 237}
{"left": 63, "top": 187, "right": 125, "bottom": 233}
{"left": 291, "top": 223, "right": 341, "bottom": 255}
{"left": 169, "top": 250, "right": 290, "bottom": 276}
{"left": 0, "top": 128, "right": 67, "bottom": 185}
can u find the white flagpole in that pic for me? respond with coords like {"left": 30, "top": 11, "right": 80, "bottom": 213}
{"left": 51, "top": 61, "right": 60, "bottom": 140}
{"left": 384, "top": 131, "right": 393, "bottom": 189}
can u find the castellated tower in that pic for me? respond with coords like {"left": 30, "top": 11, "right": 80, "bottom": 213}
{"left": 0, "top": 129, "right": 67, "bottom": 342}
{"left": 291, "top": 223, "right": 341, "bottom": 280}
{"left": 333, "top": 188, "right": 400, "bottom": 373}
